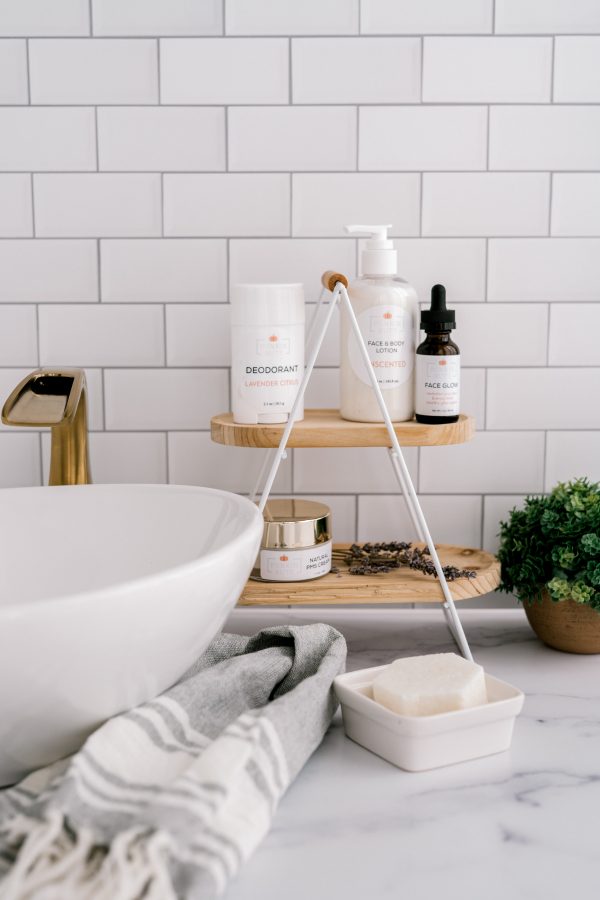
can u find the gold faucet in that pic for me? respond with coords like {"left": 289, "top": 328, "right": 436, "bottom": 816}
{"left": 2, "top": 368, "right": 91, "bottom": 486}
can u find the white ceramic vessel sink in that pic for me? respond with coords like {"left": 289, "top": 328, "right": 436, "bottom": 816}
{"left": 0, "top": 484, "right": 263, "bottom": 786}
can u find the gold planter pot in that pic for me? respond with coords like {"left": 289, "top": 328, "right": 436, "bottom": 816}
{"left": 524, "top": 591, "right": 600, "bottom": 654}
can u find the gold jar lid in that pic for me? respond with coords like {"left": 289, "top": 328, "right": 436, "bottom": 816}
{"left": 261, "top": 499, "right": 331, "bottom": 550}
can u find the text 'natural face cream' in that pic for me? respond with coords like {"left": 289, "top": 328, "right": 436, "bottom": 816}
{"left": 341, "top": 225, "right": 418, "bottom": 423}
{"left": 230, "top": 283, "right": 305, "bottom": 425}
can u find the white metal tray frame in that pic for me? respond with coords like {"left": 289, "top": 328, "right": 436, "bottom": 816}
{"left": 250, "top": 276, "right": 473, "bottom": 661}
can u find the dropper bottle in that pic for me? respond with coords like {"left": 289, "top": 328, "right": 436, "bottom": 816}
{"left": 415, "top": 284, "right": 460, "bottom": 424}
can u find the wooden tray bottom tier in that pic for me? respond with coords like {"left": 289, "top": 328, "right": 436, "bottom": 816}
{"left": 239, "top": 543, "right": 500, "bottom": 606}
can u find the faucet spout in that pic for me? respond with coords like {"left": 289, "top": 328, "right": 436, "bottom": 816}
{"left": 2, "top": 369, "right": 91, "bottom": 486}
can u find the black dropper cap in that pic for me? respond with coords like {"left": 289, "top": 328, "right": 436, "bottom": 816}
{"left": 420, "top": 284, "right": 456, "bottom": 332}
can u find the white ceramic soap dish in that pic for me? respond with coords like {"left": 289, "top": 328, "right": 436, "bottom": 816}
{"left": 334, "top": 664, "right": 524, "bottom": 772}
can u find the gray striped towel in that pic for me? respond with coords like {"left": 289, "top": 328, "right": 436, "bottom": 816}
{"left": 0, "top": 623, "right": 346, "bottom": 899}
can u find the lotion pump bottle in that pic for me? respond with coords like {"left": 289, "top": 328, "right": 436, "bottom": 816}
{"left": 340, "top": 224, "right": 418, "bottom": 422}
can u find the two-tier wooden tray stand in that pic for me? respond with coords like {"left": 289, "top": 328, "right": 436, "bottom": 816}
{"left": 211, "top": 273, "right": 501, "bottom": 661}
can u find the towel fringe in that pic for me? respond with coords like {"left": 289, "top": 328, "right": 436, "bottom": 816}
{"left": 0, "top": 812, "right": 176, "bottom": 900}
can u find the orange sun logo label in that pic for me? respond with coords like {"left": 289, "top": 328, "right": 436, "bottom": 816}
{"left": 268, "top": 334, "right": 278, "bottom": 342}
{"left": 279, "top": 555, "right": 288, "bottom": 562}
{"left": 439, "top": 359, "right": 447, "bottom": 366}
{"left": 383, "top": 312, "right": 393, "bottom": 320}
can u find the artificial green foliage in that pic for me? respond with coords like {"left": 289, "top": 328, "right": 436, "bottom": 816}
{"left": 498, "top": 478, "right": 600, "bottom": 612}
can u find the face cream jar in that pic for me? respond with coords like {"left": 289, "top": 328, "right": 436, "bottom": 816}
{"left": 252, "top": 499, "right": 332, "bottom": 582}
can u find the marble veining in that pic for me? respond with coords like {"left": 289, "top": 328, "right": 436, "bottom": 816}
{"left": 223, "top": 608, "right": 600, "bottom": 900}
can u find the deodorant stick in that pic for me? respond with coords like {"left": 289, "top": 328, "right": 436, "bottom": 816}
{"left": 230, "top": 283, "right": 305, "bottom": 425}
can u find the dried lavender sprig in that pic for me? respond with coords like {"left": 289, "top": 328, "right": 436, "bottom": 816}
{"left": 336, "top": 541, "right": 476, "bottom": 581}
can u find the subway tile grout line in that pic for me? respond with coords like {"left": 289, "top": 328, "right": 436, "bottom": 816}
{"left": 156, "top": 38, "right": 162, "bottom": 104}
{"left": 29, "top": 172, "right": 36, "bottom": 237}
{"left": 288, "top": 37, "right": 292, "bottom": 104}
{"left": 2, "top": 169, "right": 600, "bottom": 179}
{"left": 484, "top": 237, "right": 489, "bottom": 301}
{"left": 483, "top": 368, "right": 488, "bottom": 429}
{"left": 34, "top": 301, "right": 40, "bottom": 366}
{"left": 550, "top": 35, "right": 556, "bottom": 103}
{"left": 10, "top": 33, "right": 600, "bottom": 40}
{"left": 479, "top": 494, "right": 485, "bottom": 551}
{"left": 164, "top": 430, "right": 170, "bottom": 483}
{"left": 25, "top": 38, "right": 31, "bottom": 104}
{"left": 225, "top": 236, "right": 230, "bottom": 301}
{"left": 542, "top": 430, "right": 548, "bottom": 493}
{"left": 159, "top": 173, "right": 165, "bottom": 236}
{"left": 88, "top": 0, "right": 93, "bottom": 36}
{"left": 162, "top": 301, "right": 167, "bottom": 367}
{"left": 485, "top": 105, "right": 491, "bottom": 170}
{"left": 101, "top": 367, "right": 107, "bottom": 431}
{"left": 9, "top": 101, "right": 600, "bottom": 108}
{"left": 9, "top": 232, "right": 600, "bottom": 241}
{"left": 2, "top": 169, "right": 600, "bottom": 176}
{"left": 96, "top": 239, "right": 101, "bottom": 301}
{"left": 93, "top": 106, "right": 99, "bottom": 170}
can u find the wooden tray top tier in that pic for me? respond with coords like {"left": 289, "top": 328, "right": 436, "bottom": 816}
{"left": 211, "top": 409, "right": 475, "bottom": 449}
{"left": 240, "top": 543, "right": 500, "bottom": 606}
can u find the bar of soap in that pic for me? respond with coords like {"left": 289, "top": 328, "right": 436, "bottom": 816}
{"left": 372, "top": 653, "right": 487, "bottom": 717}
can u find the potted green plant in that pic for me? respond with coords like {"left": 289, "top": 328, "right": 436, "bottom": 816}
{"left": 498, "top": 478, "right": 600, "bottom": 654}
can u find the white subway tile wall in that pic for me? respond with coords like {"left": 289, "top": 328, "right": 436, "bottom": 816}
{"left": 554, "top": 37, "right": 600, "bottom": 101}
{"left": 292, "top": 38, "right": 421, "bottom": 104}
{"left": 0, "top": 39, "right": 28, "bottom": 103}
{"left": 91, "top": 1, "right": 223, "bottom": 37}
{"left": 228, "top": 107, "right": 356, "bottom": 171}
{"left": 29, "top": 39, "right": 159, "bottom": 104}
{"left": 421, "top": 173, "right": 550, "bottom": 237}
{"left": 97, "top": 107, "right": 226, "bottom": 172}
{"left": 0, "top": 174, "right": 32, "bottom": 236}
{"left": 293, "top": 174, "right": 420, "bottom": 237}
{"left": 422, "top": 37, "right": 552, "bottom": 103}
{"left": 0, "top": 2, "right": 598, "bottom": 608}
{"left": 551, "top": 175, "right": 600, "bottom": 236}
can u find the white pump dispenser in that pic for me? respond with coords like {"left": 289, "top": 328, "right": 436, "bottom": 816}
{"left": 345, "top": 224, "right": 397, "bottom": 276}
{"left": 340, "top": 224, "right": 418, "bottom": 423}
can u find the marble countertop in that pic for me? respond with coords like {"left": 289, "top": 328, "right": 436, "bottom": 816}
{"left": 222, "top": 608, "right": 600, "bottom": 900}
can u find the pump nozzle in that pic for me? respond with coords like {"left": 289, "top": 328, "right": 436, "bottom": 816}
{"left": 344, "top": 224, "right": 393, "bottom": 248}
{"left": 345, "top": 224, "right": 397, "bottom": 276}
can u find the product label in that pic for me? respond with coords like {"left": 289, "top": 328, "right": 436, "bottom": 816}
{"left": 259, "top": 541, "right": 332, "bottom": 582}
{"left": 415, "top": 355, "right": 460, "bottom": 417}
{"left": 232, "top": 324, "right": 304, "bottom": 415}
{"left": 348, "top": 305, "right": 414, "bottom": 390}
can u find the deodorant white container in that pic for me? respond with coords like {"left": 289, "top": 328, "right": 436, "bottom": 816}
{"left": 230, "top": 283, "right": 305, "bottom": 425}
